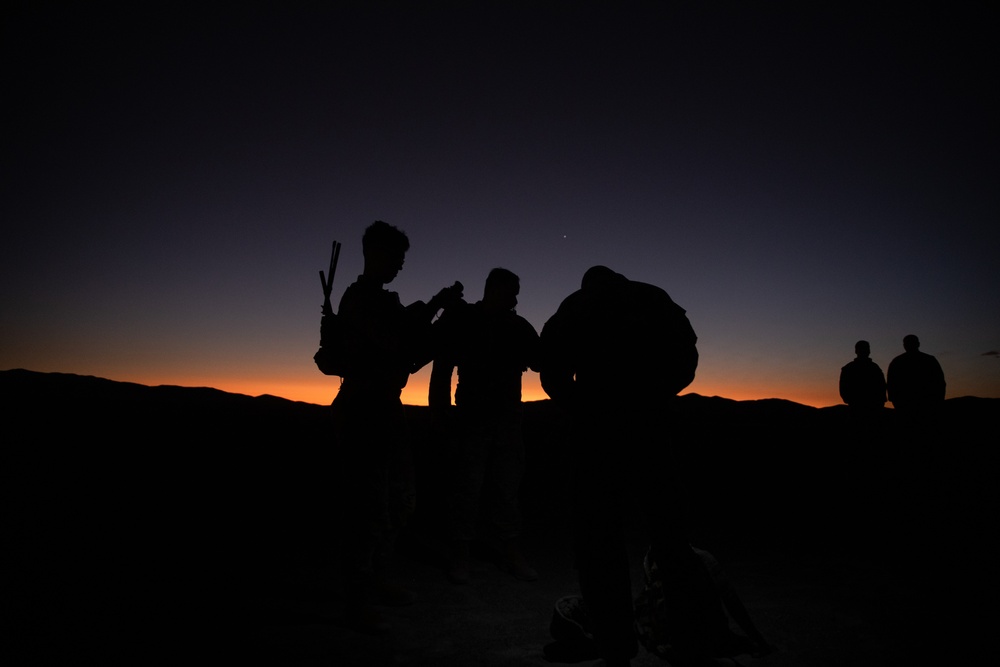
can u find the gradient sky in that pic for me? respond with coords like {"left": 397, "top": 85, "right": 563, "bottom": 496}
{"left": 3, "top": 3, "right": 997, "bottom": 407}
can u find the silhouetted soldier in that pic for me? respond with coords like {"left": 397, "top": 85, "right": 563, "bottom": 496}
{"left": 885, "top": 337, "right": 948, "bottom": 563}
{"left": 332, "top": 220, "right": 462, "bottom": 633}
{"left": 887, "top": 334, "right": 946, "bottom": 413}
{"left": 540, "top": 266, "right": 721, "bottom": 667}
{"left": 839, "top": 340, "right": 887, "bottom": 410}
{"left": 429, "top": 268, "right": 540, "bottom": 584}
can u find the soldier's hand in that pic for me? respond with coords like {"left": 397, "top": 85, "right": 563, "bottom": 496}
{"left": 431, "top": 281, "right": 464, "bottom": 312}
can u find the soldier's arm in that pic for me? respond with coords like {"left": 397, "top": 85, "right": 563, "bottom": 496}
{"left": 521, "top": 317, "right": 542, "bottom": 373}
{"left": 427, "top": 309, "right": 460, "bottom": 406}
{"left": 538, "top": 315, "right": 576, "bottom": 403}
{"left": 429, "top": 357, "right": 456, "bottom": 407}
{"left": 408, "top": 282, "right": 465, "bottom": 322}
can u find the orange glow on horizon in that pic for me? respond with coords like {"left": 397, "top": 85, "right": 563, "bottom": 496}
{"left": 687, "top": 378, "right": 838, "bottom": 408}
{"left": 92, "top": 369, "right": 842, "bottom": 409}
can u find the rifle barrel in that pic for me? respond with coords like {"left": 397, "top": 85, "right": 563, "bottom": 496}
{"left": 320, "top": 240, "right": 342, "bottom": 298}
{"left": 330, "top": 241, "right": 341, "bottom": 284}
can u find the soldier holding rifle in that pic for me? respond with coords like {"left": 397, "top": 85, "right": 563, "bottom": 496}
{"left": 324, "top": 220, "right": 462, "bottom": 634}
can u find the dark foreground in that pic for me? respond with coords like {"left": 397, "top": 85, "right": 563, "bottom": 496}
{"left": 4, "top": 370, "right": 998, "bottom": 665}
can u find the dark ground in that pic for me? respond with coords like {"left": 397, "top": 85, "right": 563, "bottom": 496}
{"left": 4, "top": 370, "right": 998, "bottom": 665}
{"left": 255, "top": 521, "right": 949, "bottom": 667}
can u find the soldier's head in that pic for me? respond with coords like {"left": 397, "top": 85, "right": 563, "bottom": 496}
{"left": 903, "top": 334, "right": 920, "bottom": 352}
{"left": 854, "top": 340, "right": 871, "bottom": 358}
{"left": 362, "top": 220, "right": 409, "bottom": 284}
{"left": 483, "top": 267, "right": 519, "bottom": 311}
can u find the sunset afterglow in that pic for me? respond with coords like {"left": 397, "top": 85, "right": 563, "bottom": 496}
{"left": 2, "top": 5, "right": 996, "bottom": 409}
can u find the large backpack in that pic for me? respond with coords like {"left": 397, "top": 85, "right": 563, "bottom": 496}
{"left": 314, "top": 307, "right": 346, "bottom": 376}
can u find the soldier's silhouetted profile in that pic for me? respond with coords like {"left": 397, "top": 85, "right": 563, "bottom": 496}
{"left": 540, "top": 266, "right": 717, "bottom": 667}
{"left": 330, "top": 220, "right": 462, "bottom": 634}
{"left": 429, "top": 268, "right": 540, "bottom": 584}
{"left": 887, "top": 334, "right": 946, "bottom": 413}
{"left": 839, "top": 340, "right": 887, "bottom": 410}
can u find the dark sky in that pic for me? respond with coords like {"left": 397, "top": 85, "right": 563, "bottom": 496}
{"left": 3, "top": 2, "right": 997, "bottom": 406}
